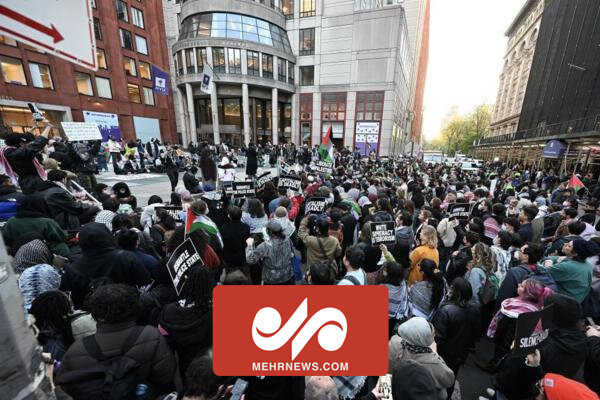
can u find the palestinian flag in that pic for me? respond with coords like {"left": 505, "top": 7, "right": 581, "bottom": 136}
{"left": 567, "top": 174, "right": 585, "bottom": 192}
{"left": 186, "top": 213, "right": 224, "bottom": 247}
{"left": 184, "top": 209, "right": 196, "bottom": 237}
{"left": 318, "top": 125, "right": 334, "bottom": 164}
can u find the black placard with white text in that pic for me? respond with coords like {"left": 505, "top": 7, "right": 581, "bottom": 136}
{"left": 277, "top": 174, "right": 302, "bottom": 192}
{"left": 305, "top": 197, "right": 327, "bottom": 214}
{"left": 513, "top": 305, "right": 554, "bottom": 356}
{"left": 155, "top": 206, "right": 183, "bottom": 221}
{"left": 166, "top": 238, "right": 204, "bottom": 295}
{"left": 370, "top": 221, "right": 396, "bottom": 246}
{"left": 231, "top": 181, "right": 256, "bottom": 199}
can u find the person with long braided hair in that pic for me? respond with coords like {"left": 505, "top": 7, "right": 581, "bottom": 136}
{"left": 157, "top": 266, "right": 215, "bottom": 378}
{"left": 29, "top": 290, "right": 75, "bottom": 361}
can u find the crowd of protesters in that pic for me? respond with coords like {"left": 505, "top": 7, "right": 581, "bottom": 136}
{"left": 1, "top": 119, "right": 600, "bottom": 400}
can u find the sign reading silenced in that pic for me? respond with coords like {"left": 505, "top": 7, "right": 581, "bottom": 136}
{"left": 513, "top": 305, "right": 554, "bottom": 356}
{"left": 166, "top": 238, "right": 204, "bottom": 295}
{"left": 370, "top": 221, "right": 396, "bottom": 246}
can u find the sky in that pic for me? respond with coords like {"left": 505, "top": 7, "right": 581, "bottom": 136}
{"left": 422, "top": 0, "right": 527, "bottom": 141}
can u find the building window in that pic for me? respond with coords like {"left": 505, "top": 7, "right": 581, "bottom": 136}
{"left": 322, "top": 92, "right": 347, "bottom": 122}
{"left": 119, "top": 29, "right": 133, "bottom": 50}
{"left": 143, "top": 87, "right": 155, "bottom": 106}
{"left": 185, "top": 48, "right": 194, "bottom": 73}
{"left": 299, "top": 28, "right": 315, "bottom": 55}
{"left": 247, "top": 50, "right": 259, "bottom": 76}
{"left": 128, "top": 83, "right": 141, "bottom": 103}
{"left": 75, "top": 72, "right": 93, "bottom": 95}
{"left": 96, "top": 77, "right": 113, "bottom": 99}
{"left": 132, "top": 7, "right": 145, "bottom": 29}
{"left": 0, "top": 56, "right": 27, "bottom": 85}
{"left": 277, "top": 58, "right": 286, "bottom": 82}
{"left": 299, "top": 65, "right": 314, "bottom": 86}
{"left": 0, "top": 35, "right": 17, "bottom": 46}
{"left": 135, "top": 35, "right": 148, "bottom": 54}
{"left": 262, "top": 53, "right": 273, "bottom": 78}
{"left": 300, "top": 93, "right": 313, "bottom": 145}
{"left": 300, "top": 0, "right": 316, "bottom": 17}
{"left": 228, "top": 48, "right": 241, "bottom": 74}
{"left": 29, "top": 62, "right": 53, "bottom": 89}
{"left": 288, "top": 62, "right": 295, "bottom": 84}
{"left": 282, "top": 0, "right": 294, "bottom": 18}
{"left": 96, "top": 48, "right": 107, "bottom": 69}
{"left": 355, "top": 91, "right": 384, "bottom": 121}
{"left": 94, "top": 18, "right": 102, "bottom": 41}
{"left": 212, "top": 47, "right": 225, "bottom": 73}
{"left": 123, "top": 56, "right": 137, "bottom": 76}
{"left": 139, "top": 61, "right": 151, "bottom": 79}
{"left": 176, "top": 51, "right": 183, "bottom": 75}
{"left": 222, "top": 98, "right": 241, "bottom": 126}
{"left": 115, "top": 0, "right": 129, "bottom": 22}
{"left": 196, "top": 48, "right": 207, "bottom": 72}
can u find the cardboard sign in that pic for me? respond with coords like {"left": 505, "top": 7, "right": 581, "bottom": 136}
{"left": 256, "top": 172, "right": 272, "bottom": 189}
{"left": 231, "top": 181, "right": 256, "bottom": 199}
{"left": 166, "top": 238, "right": 204, "bottom": 295}
{"left": 370, "top": 221, "right": 396, "bottom": 246}
{"left": 312, "top": 160, "right": 334, "bottom": 175}
{"left": 513, "top": 305, "right": 554, "bottom": 356}
{"left": 155, "top": 206, "right": 183, "bottom": 221}
{"left": 278, "top": 175, "right": 302, "bottom": 192}
{"left": 61, "top": 122, "right": 102, "bottom": 141}
{"left": 448, "top": 203, "right": 472, "bottom": 222}
{"left": 305, "top": 197, "right": 327, "bottom": 214}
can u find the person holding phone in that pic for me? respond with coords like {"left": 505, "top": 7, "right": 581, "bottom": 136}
{"left": 0, "top": 118, "right": 52, "bottom": 194}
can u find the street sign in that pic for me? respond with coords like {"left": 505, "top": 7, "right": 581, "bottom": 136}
{"left": 0, "top": 0, "right": 97, "bottom": 70}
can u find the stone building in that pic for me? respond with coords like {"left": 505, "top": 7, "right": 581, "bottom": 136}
{"left": 489, "top": 0, "right": 544, "bottom": 137}
{"left": 169, "top": 0, "right": 422, "bottom": 156}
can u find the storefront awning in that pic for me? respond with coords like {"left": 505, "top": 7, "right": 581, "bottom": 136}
{"left": 543, "top": 140, "right": 567, "bottom": 158}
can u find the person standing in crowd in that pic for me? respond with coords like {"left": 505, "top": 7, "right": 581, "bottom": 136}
{"left": 408, "top": 225, "right": 439, "bottom": 285}
{"left": 246, "top": 220, "right": 294, "bottom": 285}
{"left": 106, "top": 135, "right": 122, "bottom": 173}
{"left": 163, "top": 146, "right": 180, "bottom": 192}
{"left": 246, "top": 142, "right": 258, "bottom": 177}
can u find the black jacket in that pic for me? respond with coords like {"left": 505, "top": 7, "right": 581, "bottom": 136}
{"left": 5, "top": 135, "right": 48, "bottom": 193}
{"left": 0, "top": 185, "right": 25, "bottom": 202}
{"left": 540, "top": 328, "right": 588, "bottom": 379}
{"left": 220, "top": 220, "right": 251, "bottom": 268}
{"left": 432, "top": 300, "right": 480, "bottom": 368}
{"left": 57, "top": 321, "right": 176, "bottom": 397}
{"left": 61, "top": 223, "right": 151, "bottom": 309}
{"left": 586, "top": 336, "right": 600, "bottom": 396}
{"left": 157, "top": 303, "right": 212, "bottom": 377}
{"left": 36, "top": 181, "right": 99, "bottom": 231}
{"left": 183, "top": 172, "right": 200, "bottom": 193}
{"left": 246, "top": 147, "right": 258, "bottom": 176}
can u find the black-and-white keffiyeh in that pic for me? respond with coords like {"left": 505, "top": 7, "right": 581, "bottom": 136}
{"left": 401, "top": 338, "right": 433, "bottom": 354}
{"left": 332, "top": 375, "right": 367, "bottom": 399}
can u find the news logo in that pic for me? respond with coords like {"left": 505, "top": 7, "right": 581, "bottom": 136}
{"left": 213, "top": 286, "right": 388, "bottom": 376}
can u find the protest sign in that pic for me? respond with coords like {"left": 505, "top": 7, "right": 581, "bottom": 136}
{"left": 231, "top": 181, "right": 256, "bottom": 199}
{"left": 513, "top": 305, "right": 554, "bottom": 356}
{"left": 256, "top": 172, "right": 272, "bottom": 189}
{"left": 278, "top": 175, "right": 302, "bottom": 192}
{"left": 448, "top": 203, "right": 472, "bottom": 222}
{"left": 166, "top": 238, "right": 204, "bottom": 295}
{"left": 370, "top": 221, "right": 396, "bottom": 246}
{"left": 155, "top": 206, "right": 183, "bottom": 221}
{"left": 60, "top": 122, "right": 102, "bottom": 141}
{"left": 278, "top": 161, "right": 291, "bottom": 175}
{"left": 311, "top": 160, "right": 333, "bottom": 175}
{"left": 305, "top": 197, "right": 327, "bottom": 214}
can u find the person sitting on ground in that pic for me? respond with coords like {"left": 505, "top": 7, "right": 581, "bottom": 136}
{"left": 140, "top": 195, "right": 165, "bottom": 230}
{"left": 183, "top": 166, "right": 202, "bottom": 194}
{"left": 60, "top": 223, "right": 151, "bottom": 310}
{"left": 93, "top": 197, "right": 120, "bottom": 232}
{"left": 2, "top": 194, "right": 69, "bottom": 256}
{"left": 116, "top": 227, "right": 159, "bottom": 274}
{"left": 389, "top": 317, "right": 455, "bottom": 399}
{"left": 543, "top": 239, "right": 597, "bottom": 303}
{"left": 56, "top": 284, "right": 176, "bottom": 398}
{"left": 36, "top": 169, "right": 100, "bottom": 231}
{"left": 112, "top": 182, "right": 138, "bottom": 210}
{"left": 157, "top": 266, "right": 214, "bottom": 378}
{"left": 0, "top": 173, "right": 25, "bottom": 221}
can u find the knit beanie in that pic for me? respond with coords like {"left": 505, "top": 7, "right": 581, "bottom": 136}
{"left": 397, "top": 317, "right": 434, "bottom": 347}
{"left": 572, "top": 239, "right": 599, "bottom": 259}
{"left": 541, "top": 373, "right": 599, "bottom": 400}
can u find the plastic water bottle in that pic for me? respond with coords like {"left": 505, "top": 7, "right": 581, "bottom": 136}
{"left": 135, "top": 384, "right": 149, "bottom": 399}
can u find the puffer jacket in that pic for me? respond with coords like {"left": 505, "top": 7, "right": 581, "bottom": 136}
{"left": 57, "top": 321, "right": 176, "bottom": 397}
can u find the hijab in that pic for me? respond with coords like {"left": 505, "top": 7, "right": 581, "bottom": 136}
{"left": 13, "top": 239, "right": 54, "bottom": 274}
{"left": 18, "top": 264, "right": 61, "bottom": 310}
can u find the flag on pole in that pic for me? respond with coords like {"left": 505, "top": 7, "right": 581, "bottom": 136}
{"left": 319, "top": 125, "right": 334, "bottom": 163}
{"left": 184, "top": 209, "right": 196, "bottom": 237}
{"left": 200, "top": 64, "right": 214, "bottom": 94}
{"left": 567, "top": 174, "right": 585, "bottom": 192}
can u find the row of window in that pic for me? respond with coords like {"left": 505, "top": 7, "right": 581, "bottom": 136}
{"left": 92, "top": 17, "right": 148, "bottom": 55}
{"left": 114, "top": 0, "right": 145, "bottom": 29}
{"left": 0, "top": 55, "right": 155, "bottom": 105}
{"left": 174, "top": 47, "right": 296, "bottom": 84}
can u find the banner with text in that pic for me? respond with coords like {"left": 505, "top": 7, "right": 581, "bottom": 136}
{"left": 61, "top": 122, "right": 102, "bottom": 141}
{"left": 513, "top": 305, "right": 554, "bottom": 356}
{"left": 305, "top": 197, "right": 327, "bottom": 214}
{"left": 167, "top": 238, "right": 204, "bottom": 295}
{"left": 370, "top": 221, "right": 396, "bottom": 246}
{"left": 278, "top": 175, "right": 302, "bottom": 192}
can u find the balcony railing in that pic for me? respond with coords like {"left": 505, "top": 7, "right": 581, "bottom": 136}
{"left": 474, "top": 114, "right": 600, "bottom": 147}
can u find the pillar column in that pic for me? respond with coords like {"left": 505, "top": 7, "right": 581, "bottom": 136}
{"left": 177, "top": 87, "right": 189, "bottom": 146}
{"left": 242, "top": 83, "right": 251, "bottom": 146}
{"left": 185, "top": 83, "right": 197, "bottom": 145}
{"left": 272, "top": 88, "right": 278, "bottom": 145}
{"left": 211, "top": 81, "right": 220, "bottom": 144}
{"left": 291, "top": 93, "right": 298, "bottom": 144}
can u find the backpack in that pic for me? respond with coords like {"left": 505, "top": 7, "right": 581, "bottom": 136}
{"left": 55, "top": 326, "right": 144, "bottom": 400}
{"left": 518, "top": 264, "right": 559, "bottom": 293}
{"left": 477, "top": 268, "right": 500, "bottom": 305}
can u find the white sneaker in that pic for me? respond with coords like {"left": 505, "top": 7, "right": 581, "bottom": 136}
{"left": 487, "top": 388, "right": 496, "bottom": 397}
